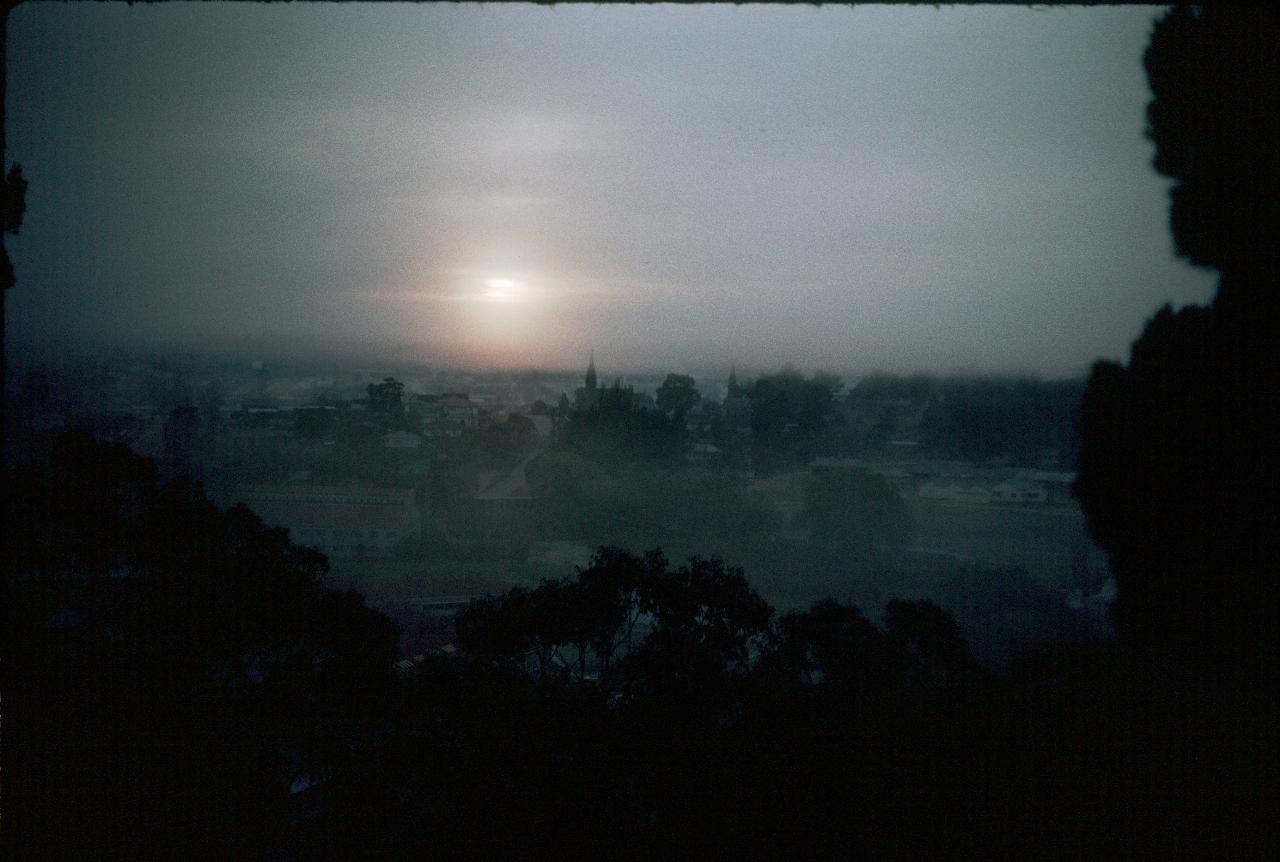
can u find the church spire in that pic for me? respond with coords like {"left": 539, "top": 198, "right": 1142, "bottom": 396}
{"left": 585, "top": 351, "right": 597, "bottom": 391}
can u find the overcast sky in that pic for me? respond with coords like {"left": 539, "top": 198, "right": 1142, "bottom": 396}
{"left": 5, "top": 3, "right": 1215, "bottom": 377}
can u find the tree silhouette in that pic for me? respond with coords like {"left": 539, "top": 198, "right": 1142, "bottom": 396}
{"left": 1, "top": 162, "right": 28, "bottom": 445}
{"left": 2, "top": 162, "right": 26, "bottom": 291}
{"left": 884, "top": 598, "right": 980, "bottom": 687}
{"left": 747, "top": 367, "right": 842, "bottom": 472}
{"left": 6, "top": 433, "right": 399, "bottom": 858}
{"left": 770, "top": 599, "right": 904, "bottom": 693}
{"left": 573, "top": 546, "right": 653, "bottom": 684}
{"left": 366, "top": 376, "right": 405, "bottom": 418}
{"left": 655, "top": 373, "right": 700, "bottom": 422}
{"left": 1075, "top": 6, "right": 1280, "bottom": 680}
{"left": 1142, "top": 6, "right": 1280, "bottom": 282}
{"left": 457, "top": 547, "right": 773, "bottom": 697}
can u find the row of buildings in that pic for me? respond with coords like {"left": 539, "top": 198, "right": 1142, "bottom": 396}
{"left": 809, "top": 458, "right": 1077, "bottom": 506}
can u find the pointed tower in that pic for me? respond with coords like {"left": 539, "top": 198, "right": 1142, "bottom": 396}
{"left": 575, "top": 352, "right": 601, "bottom": 412}
{"left": 724, "top": 362, "right": 750, "bottom": 431}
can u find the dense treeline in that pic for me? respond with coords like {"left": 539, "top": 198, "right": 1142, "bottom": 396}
{"left": 850, "top": 372, "right": 1084, "bottom": 466}
{"left": 746, "top": 367, "right": 844, "bottom": 473}
{"left": 553, "top": 363, "right": 1084, "bottom": 475}
{"left": 8, "top": 434, "right": 1274, "bottom": 859}
{"left": 558, "top": 380, "right": 685, "bottom": 465}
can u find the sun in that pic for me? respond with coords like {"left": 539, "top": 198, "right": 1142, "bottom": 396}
{"left": 483, "top": 277, "right": 521, "bottom": 301}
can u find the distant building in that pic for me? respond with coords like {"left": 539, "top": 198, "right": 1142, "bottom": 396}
{"left": 235, "top": 484, "right": 420, "bottom": 558}
{"left": 809, "top": 457, "right": 871, "bottom": 472}
{"left": 415, "top": 392, "right": 479, "bottom": 437}
{"left": 808, "top": 458, "right": 913, "bottom": 492}
{"left": 991, "top": 479, "right": 1049, "bottom": 505}
{"left": 242, "top": 360, "right": 277, "bottom": 409}
{"left": 917, "top": 481, "right": 993, "bottom": 505}
{"left": 722, "top": 365, "right": 751, "bottom": 428}
{"left": 574, "top": 353, "right": 601, "bottom": 411}
{"left": 571, "top": 355, "right": 650, "bottom": 413}
{"left": 382, "top": 430, "right": 424, "bottom": 450}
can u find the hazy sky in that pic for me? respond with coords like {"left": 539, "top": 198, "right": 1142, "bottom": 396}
{"left": 6, "top": 3, "right": 1215, "bottom": 377}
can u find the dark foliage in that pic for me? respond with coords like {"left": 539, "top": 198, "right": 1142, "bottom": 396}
{"left": 6, "top": 433, "right": 399, "bottom": 860}
{"left": 3, "top": 162, "right": 27, "bottom": 290}
{"left": 747, "top": 367, "right": 843, "bottom": 472}
{"left": 339, "top": 563, "right": 1271, "bottom": 859}
{"left": 848, "top": 373, "right": 1083, "bottom": 466}
{"left": 919, "top": 377, "right": 1083, "bottom": 466}
{"left": 365, "top": 376, "right": 410, "bottom": 430}
{"left": 4, "top": 163, "right": 28, "bottom": 236}
{"left": 10, "top": 438, "right": 1273, "bottom": 857}
{"left": 1075, "top": 6, "right": 1280, "bottom": 680}
{"left": 457, "top": 547, "right": 773, "bottom": 695}
{"left": 1142, "top": 6, "right": 1280, "bottom": 278}
{"left": 366, "top": 376, "right": 404, "bottom": 412}
{"left": 766, "top": 599, "right": 905, "bottom": 693}
{"left": 559, "top": 380, "right": 683, "bottom": 464}
{"left": 655, "top": 372, "right": 701, "bottom": 421}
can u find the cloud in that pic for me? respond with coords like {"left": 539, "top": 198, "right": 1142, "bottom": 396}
{"left": 362, "top": 290, "right": 456, "bottom": 304}
{"left": 5, "top": 3, "right": 1218, "bottom": 374}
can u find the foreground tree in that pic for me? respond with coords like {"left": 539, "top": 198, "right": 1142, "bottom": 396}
{"left": 768, "top": 600, "right": 904, "bottom": 693}
{"left": 625, "top": 556, "right": 774, "bottom": 695}
{"left": 457, "top": 547, "right": 773, "bottom": 696}
{"left": 6, "top": 433, "right": 399, "bottom": 859}
{"left": 1075, "top": 6, "right": 1280, "bottom": 680}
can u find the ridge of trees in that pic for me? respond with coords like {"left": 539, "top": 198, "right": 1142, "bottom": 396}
{"left": 10, "top": 430, "right": 1272, "bottom": 858}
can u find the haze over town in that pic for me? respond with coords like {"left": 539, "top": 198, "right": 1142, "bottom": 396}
{"left": 6, "top": 2, "right": 1214, "bottom": 376}
{"left": 5, "top": 0, "right": 1154, "bottom": 699}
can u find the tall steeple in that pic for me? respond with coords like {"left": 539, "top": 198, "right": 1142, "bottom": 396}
{"left": 728, "top": 364, "right": 738, "bottom": 395}
{"left": 585, "top": 351, "right": 597, "bottom": 391}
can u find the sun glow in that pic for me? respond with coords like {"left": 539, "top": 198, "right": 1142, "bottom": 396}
{"left": 483, "top": 277, "right": 522, "bottom": 301}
